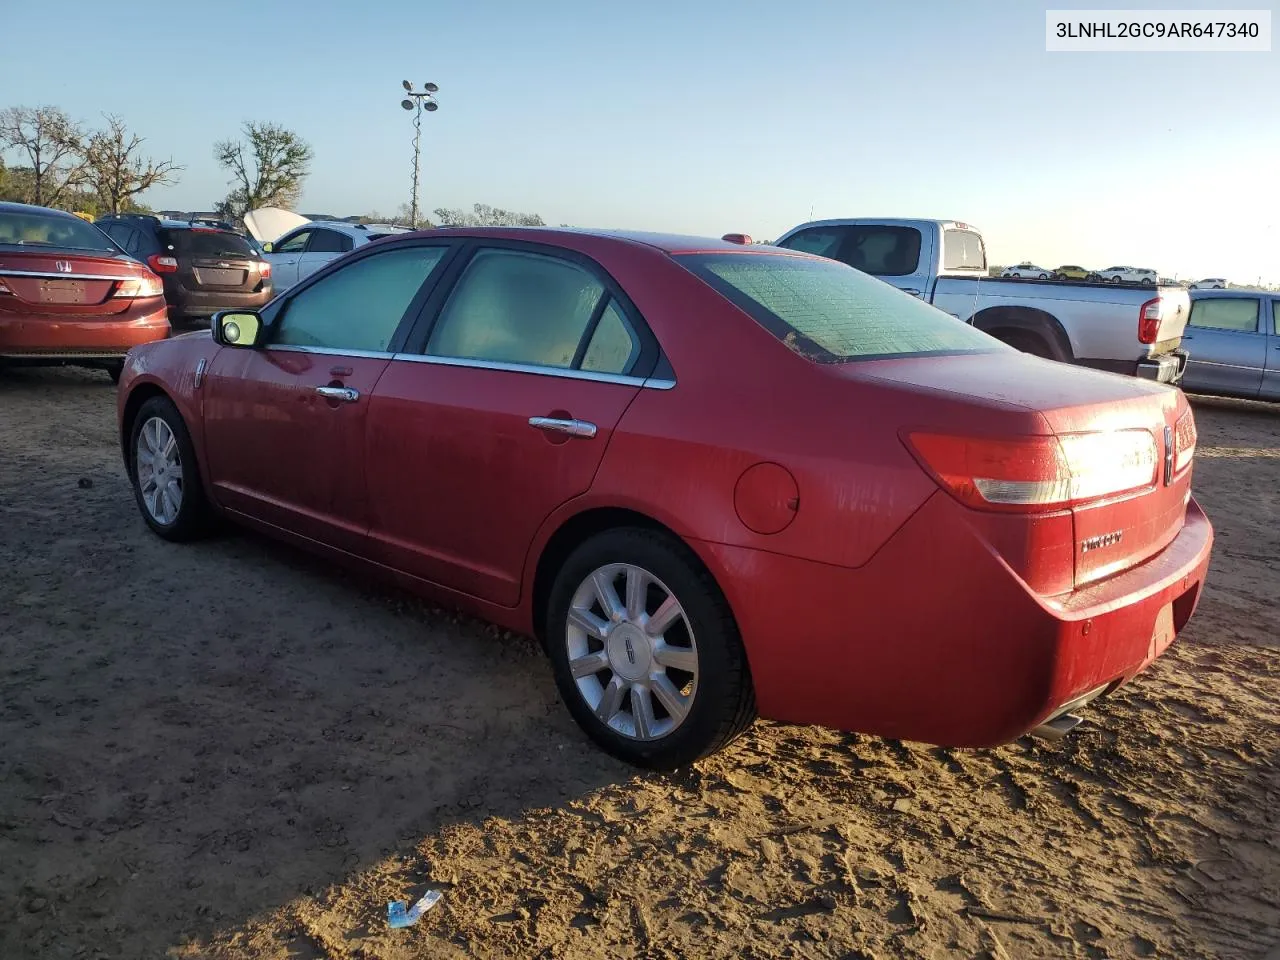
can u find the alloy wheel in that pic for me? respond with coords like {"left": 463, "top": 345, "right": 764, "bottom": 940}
{"left": 565, "top": 562, "right": 700, "bottom": 741}
{"left": 136, "top": 416, "right": 183, "bottom": 525}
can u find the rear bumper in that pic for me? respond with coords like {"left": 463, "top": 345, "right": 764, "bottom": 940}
{"left": 1078, "top": 350, "right": 1187, "bottom": 384}
{"left": 166, "top": 285, "right": 273, "bottom": 320}
{"left": 693, "top": 492, "right": 1213, "bottom": 747}
{"left": 0, "top": 302, "right": 170, "bottom": 359}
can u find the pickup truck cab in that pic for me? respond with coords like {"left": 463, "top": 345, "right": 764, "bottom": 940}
{"left": 1181, "top": 289, "right": 1280, "bottom": 401}
{"left": 773, "top": 218, "right": 1190, "bottom": 383}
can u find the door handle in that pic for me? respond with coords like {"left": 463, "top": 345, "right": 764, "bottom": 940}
{"left": 902, "top": 287, "right": 923, "bottom": 298}
{"left": 315, "top": 385, "right": 359, "bottom": 403}
{"left": 529, "top": 416, "right": 597, "bottom": 438}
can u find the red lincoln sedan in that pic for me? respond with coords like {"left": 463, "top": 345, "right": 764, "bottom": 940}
{"left": 116, "top": 228, "right": 1213, "bottom": 769}
{"left": 0, "top": 202, "right": 170, "bottom": 381}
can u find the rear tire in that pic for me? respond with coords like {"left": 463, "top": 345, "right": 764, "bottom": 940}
{"left": 1000, "top": 330, "right": 1055, "bottom": 360}
{"left": 128, "top": 395, "right": 213, "bottom": 542}
{"left": 545, "top": 527, "right": 756, "bottom": 769}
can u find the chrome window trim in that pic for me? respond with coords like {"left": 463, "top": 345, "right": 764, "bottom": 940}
{"left": 390, "top": 352, "right": 675, "bottom": 389}
{"left": 267, "top": 344, "right": 396, "bottom": 359}
{"left": 0, "top": 268, "right": 128, "bottom": 281}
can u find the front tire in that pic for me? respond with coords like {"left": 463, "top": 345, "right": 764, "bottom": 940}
{"left": 129, "top": 396, "right": 212, "bottom": 542}
{"left": 545, "top": 528, "right": 756, "bottom": 769}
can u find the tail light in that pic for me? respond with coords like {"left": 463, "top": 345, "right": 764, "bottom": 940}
{"left": 147, "top": 254, "right": 178, "bottom": 274}
{"left": 258, "top": 260, "right": 272, "bottom": 279}
{"left": 1138, "top": 296, "right": 1162, "bottom": 344}
{"left": 1174, "top": 409, "right": 1196, "bottom": 474}
{"left": 905, "top": 430, "right": 1158, "bottom": 513}
{"left": 112, "top": 273, "right": 165, "bottom": 298}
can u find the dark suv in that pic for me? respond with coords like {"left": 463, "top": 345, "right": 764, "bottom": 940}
{"left": 95, "top": 215, "right": 273, "bottom": 327}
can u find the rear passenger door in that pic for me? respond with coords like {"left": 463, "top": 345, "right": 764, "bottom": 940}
{"left": 364, "top": 242, "right": 660, "bottom": 606}
{"left": 1262, "top": 299, "right": 1280, "bottom": 401}
{"left": 1181, "top": 296, "right": 1265, "bottom": 399}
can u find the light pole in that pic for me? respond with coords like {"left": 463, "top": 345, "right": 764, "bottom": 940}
{"left": 400, "top": 80, "right": 439, "bottom": 228}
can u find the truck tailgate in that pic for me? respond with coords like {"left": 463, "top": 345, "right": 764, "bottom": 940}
{"left": 1149, "top": 285, "right": 1191, "bottom": 350}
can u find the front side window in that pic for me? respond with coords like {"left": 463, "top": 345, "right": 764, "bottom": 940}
{"left": 425, "top": 249, "right": 612, "bottom": 370}
{"left": 679, "top": 252, "right": 1001, "bottom": 363}
{"left": 270, "top": 245, "right": 448, "bottom": 352}
{"left": 275, "top": 230, "right": 311, "bottom": 254}
{"left": 1188, "top": 298, "right": 1260, "bottom": 333}
{"left": 777, "top": 225, "right": 923, "bottom": 277}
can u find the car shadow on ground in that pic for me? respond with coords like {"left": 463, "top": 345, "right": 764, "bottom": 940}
{"left": 0, "top": 451, "right": 635, "bottom": 957}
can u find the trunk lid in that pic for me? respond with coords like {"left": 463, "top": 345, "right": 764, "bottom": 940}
{"left": 0, "top": 250, "right": 148, "bottom": 316}
{"left": 854, "top": 351, "right": 1192, "bottom": 590}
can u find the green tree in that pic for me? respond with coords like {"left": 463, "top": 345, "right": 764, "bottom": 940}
{"left": 83, "top": 115, "right": 182, "bottom": 215}
{"left": 432, "top": 202, "right": 544, "bottom": 227}
{"left": 213, "top": 121, "right": 313, "bottom": 218}
{"left": 0, "top": 105, "right": 88, "bottom": 207}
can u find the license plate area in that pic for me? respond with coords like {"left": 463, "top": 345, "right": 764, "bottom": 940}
{"left": 38, "top": 279, "right": 86, "bottom": 303}
{"left": 193, "top": 267, "right": 247, "bottom": 286}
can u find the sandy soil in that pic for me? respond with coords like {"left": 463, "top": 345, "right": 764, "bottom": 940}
{"left": 0, "top": 367, "right": 1276, "bottom": 960}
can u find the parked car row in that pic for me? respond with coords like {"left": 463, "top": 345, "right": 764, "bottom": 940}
{"left": 1000, "top": 262, "right": 1160, "bottom": 284}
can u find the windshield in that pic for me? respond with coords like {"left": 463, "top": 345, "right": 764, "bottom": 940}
{"left": 0, "top": 209, "right": 120, "bottom": 253}
{"left": 163, "top": 229, "right": 256, "bottom": 259}
{"left": 677, "top": 252, "right": 1003, "bottom": 363}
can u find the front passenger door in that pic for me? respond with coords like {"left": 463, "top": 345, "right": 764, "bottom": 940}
{"left": 298, "top": 228, "right": 353, "bottom": 283}
{"left": 267, "top": 229, "right": 312, "bottom": 291}
{"left": 203, "top": 242, "right": 453, "bottom": 554}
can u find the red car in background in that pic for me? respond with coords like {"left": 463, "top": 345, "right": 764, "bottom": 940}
{"left": 0, "top": 202, "right": 169, "bottom": 381}
{"left": 115, "top": 228, "right": 1213, "bottom": 769}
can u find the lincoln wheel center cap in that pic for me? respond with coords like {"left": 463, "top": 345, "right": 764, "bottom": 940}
{"left": 606, "top": 623, "right": 652, "bottom": 682}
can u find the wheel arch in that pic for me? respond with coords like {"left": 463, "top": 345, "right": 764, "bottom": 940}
{"left": 119, "top": 381, "right": 172, "bottom": 474}
{"left": 972, "top": 305, "right": 1075, "bottom": 362}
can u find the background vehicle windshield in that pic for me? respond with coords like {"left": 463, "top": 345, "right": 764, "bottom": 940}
{"left": 678, "top": 252, "right": 1003, "bottom": 362}
{"left": 0, "top": 209, "right": 120, "bottom": 253}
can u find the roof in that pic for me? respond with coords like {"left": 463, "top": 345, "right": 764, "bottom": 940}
{"left": 382, "top": 226, "right": 786, "bottom": 255}
{"left": 0, "top": 201, "right": 84, "bottom": 220}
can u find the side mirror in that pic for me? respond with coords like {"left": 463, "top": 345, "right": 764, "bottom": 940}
{"left": 262, "top": 241, "right": 274, "bottom": 253}
{"left": 212, "top": 310, "right": 263, "bottom": 348}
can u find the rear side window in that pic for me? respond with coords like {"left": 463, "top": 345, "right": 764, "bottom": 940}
{"left": 426, "top": 249, "right": 608, "bottom": 370}
{"left": 776, "top": 225, "right": 923, "bottom": 277}
{"left": 308, "top": 229, "right": 353, "bottom": 254}
{"left": 164, "top": 229, "right": 255, "bottom": 259}
{"left": 1189, "top": 298, "right": 1260, "bottom": 333}
{"left": 678, "top": 253, "right": 1001, "bottom": 363}
{"left": 942, "top": 229, "right": 986, "bottom": 271}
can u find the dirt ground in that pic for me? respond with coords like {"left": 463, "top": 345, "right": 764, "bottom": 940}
{"left": 1, "top": 367, "right": 1276, "bottom": 960}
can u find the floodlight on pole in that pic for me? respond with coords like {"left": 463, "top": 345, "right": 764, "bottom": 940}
{"left": 399, "top": 81, "right": 440, "bottom": 228}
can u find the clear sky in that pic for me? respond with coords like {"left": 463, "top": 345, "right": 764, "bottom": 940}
{"left": 2, "top": 0, "right": 1276, "bottom": 281}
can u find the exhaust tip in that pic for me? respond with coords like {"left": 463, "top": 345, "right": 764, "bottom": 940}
{"left": 1031, "top": 713, "right": 1083, "bottom": 742}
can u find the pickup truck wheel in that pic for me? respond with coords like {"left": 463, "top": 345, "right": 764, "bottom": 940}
{"left": 999, "top": 331, "right": 1054, "bottom": 360}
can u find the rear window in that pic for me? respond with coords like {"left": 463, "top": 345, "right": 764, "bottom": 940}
{"left": 162, "top": 229, "right": 255, "bottom": 259}
{"left": 942, "top": 229, "right": 986, "bottom": 271}
{"left": 0, "top": 209, "right": 119, "bottom": 253}
{"left": 678, "top": 253, "right": 1001, "bottom": 363}
{"left": 775, "top": 225, "right": 923, "bottom": 277}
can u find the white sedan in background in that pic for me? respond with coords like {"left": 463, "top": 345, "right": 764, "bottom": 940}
{"left": 1096, "top": 265, "right": 1158, "bottom": 285}
{"left": 242, "top": 207, "right": 413, "bottom": 293}
{"left": 1000, "top": 262, "right": 1052, "bottom": 279}
{"left": 1191, "top": 278, "right": 1228, "bottom": 289}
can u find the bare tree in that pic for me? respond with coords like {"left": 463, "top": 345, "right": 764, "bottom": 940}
{"left": 213, "top": 122, "right": 313, "bottom": 218}
{"left": 0, "top": 106, "right": 88, "bottom": 207}
{"left": 83, "top": 115, "right": 182, "bottom": 215}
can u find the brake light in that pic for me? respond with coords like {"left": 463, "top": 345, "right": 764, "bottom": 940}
{"left": 1138, "top": 296, "right": 1162, "bottom": 344}
{"left": 258, "top": 260, "right": 272, "bottom": 279}
{"left": 147, "top": 254, "right": 178, "bottom": 274}
{"left": 721, "top": 233, "right": 752, "bottom": 245}
{"left": 112, "top": 273, "right": 164, "bottom": 298}
{"left": 1174, "top": 409, "right": 1196, "bottom": 474}
{"left": 905, "top": 430, "right": 1158, "bottom": 513}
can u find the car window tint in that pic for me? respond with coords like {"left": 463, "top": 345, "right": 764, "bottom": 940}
{"left": 271, "top": 246, "right": 447, "bottom": 352}
{"left": 1189, "top": 298, "right": 1259, "bottom": 333}
{"left": 276, "top": 230, "right": 311, "bottom": 254}
{"left": 679, "top": 252, "right": 999, "bottom": 362}
{"left": 426, "top": 249, "right": 605, "bottom": 369}
{"left": 1273, "top": 301, "right": 1280, "bottom": 335}
{"left": 308, "top": 229, "right": 350, "bottom": 254}
{"left": 580, "top": 299, "right": 639, "bottom": 374}
{"left": 777, "top": 225, "right": 923, "bottom": 277}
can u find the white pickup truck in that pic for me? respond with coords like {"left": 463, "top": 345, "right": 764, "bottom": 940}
{"left": 772, "top": 218, "right": 1190, "bottom": 383}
